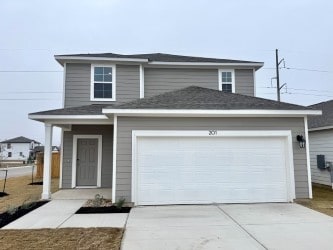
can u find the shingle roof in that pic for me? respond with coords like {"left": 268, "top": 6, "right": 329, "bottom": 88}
{"left": 29, "top": 104, "right": 110, "bottom": 116}
{"left": 29, "top": 86, "right": 314, "bottom": 118}
{"left": 308, "top": 100, "right": 333, "bottom": 129}
{"left": 1, "top": 136, "right": 40, "bottom": 144}
{"left": 110, "top": 86, "right": 313, "bottom": 110}
{"left": 55, "top": 52, "right": 262, "bottom": 64}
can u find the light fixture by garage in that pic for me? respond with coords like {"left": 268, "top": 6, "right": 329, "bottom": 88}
{"left": 296, "top": 135, "right": 306, "bottom": 148}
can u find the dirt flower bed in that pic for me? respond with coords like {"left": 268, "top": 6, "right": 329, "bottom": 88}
{"left": 296, "top": 184, "right": 333, "bottom": 217}
{"left": 0, "top": 228, "right": 123, "bottom": 250}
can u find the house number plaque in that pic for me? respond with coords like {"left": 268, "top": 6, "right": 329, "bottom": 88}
{"left": 208, "top": 130, "right": 217, "bottom": 135}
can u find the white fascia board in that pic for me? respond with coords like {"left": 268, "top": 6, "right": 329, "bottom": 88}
{"left": 102, "top": 109, "right": 322, "bottom": 117}
{"left": 148, "top": 61, "right": 264, "bottom": 68}
{"left": 29, "top": 114, "right": 109, "bottom": 120}
{"left": 28, "top": 115, "right": 113, "bottom": 125}
{"left": 308, "top": 125, "right": 333, "bottom": 132}
{"left": 55, "top": 56, "right": 148, "bottom": 65}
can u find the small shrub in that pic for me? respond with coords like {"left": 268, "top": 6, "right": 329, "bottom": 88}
{"left": 115, "top": 198, "right": 126, "bottom": 209}
{"left": 92, "top": 194, "right": 104, "bottom": 207}
{"left": 6, "top": 205, "right": 18, "bottom": 215}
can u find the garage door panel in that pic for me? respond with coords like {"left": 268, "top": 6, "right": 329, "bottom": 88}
{"left": 136, "top": 136, "right": 290, "bottom": 205}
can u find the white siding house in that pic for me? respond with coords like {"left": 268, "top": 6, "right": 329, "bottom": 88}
{"left": 0, "top": 136, "right": 41, "bottom": 161}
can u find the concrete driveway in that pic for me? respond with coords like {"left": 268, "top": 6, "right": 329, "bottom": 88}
{"left": 121, "top": 203, "right": 333, "bottom": 250}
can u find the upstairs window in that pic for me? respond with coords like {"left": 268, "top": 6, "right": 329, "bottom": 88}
{"left": 218, "top": 69, "right": 235, "bottom": 93}
{"left": 91, "top": 65, "right": 116, "bottom": 101}
{"left": 7, "top": 143, "right": 11, "bottom": 149}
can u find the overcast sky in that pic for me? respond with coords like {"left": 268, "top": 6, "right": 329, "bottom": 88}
{"left": 0, "top": 0, "right": 332, "bottom": 145}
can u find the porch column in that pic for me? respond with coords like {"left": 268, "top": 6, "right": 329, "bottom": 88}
{"left": 42, "top": 123, "right": 53, "bottom": 199}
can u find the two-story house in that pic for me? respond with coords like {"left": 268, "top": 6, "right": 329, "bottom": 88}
{"left": 29, "top": 53, "right": 321, "bottom": 205}
{"left": 0, "top": 136, "right": 40, "bottom": 162}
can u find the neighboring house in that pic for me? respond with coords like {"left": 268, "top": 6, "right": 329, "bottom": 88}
{"left": 308, "top": 100, "right": 333, "bottom": 188}
{"left": 28, "top": 52, "right": 321, "bottom": 204}
{"left": 0, "top": 136, "right": 41, "bottom": 161}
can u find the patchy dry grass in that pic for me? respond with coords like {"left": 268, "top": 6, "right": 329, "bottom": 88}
{"left": 296, "top": 184, "right": 333, "bottom": 216}
{"left": 0, "top": 175, "right": 59, "bottom": 213}
{"left": 0, "top": 228, "right": 123, "bottom": 250}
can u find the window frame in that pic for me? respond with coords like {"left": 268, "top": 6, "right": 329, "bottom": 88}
{"left": 90, "top": 64, "right": 116, "bottom": 101}
{"left": 8, "top": 152, "right": 12, "bottom": 157}
{"left": 218, "top": 69, "right": 235, "bottom": 93}
{"left": 7, "top": 143, "right": 11, "bottom": 149}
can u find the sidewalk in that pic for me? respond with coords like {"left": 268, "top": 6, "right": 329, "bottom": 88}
{"left": 2, "top": 189, "right": 128, "bottom": 229}
{"left": 3, "top": 199, "right": 128, "bottom": 229}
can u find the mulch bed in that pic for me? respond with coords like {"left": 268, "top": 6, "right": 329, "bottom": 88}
{"left": 76, "top": 206, "right": 131, "bottom": 214}
{"left": 76, "top": 198, "right": 131, "bottom": 214}
{"left": 0, "top": 200, "right": 49, "bottom": 228}
{"left": 0, "top": 192, "right": 9, "bottom": 197}
{"left": 28, "top": 182, "right": 43, "bottom": 185}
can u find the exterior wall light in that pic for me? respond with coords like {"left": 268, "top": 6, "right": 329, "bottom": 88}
{"left": 296, "top": 135, "right": 306, "bottom": 148}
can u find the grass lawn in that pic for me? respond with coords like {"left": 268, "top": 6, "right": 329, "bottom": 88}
{"left": 0, "top": 228, "right": 123, "bottom": 250}
{"left": 0, "top": 175, "right": 59, "bottom": 213}
{"left": 296, "top": 184, "right": 333, "bottom": 216}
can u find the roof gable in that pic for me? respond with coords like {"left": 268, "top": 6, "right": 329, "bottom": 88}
{"left": 1, "top": 136, "right": 40, "bottom": 144}
{"left": 308, "top": 100, "right": 333, "bottom": 129}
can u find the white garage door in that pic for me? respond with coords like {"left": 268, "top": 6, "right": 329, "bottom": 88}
{"left": 135, "top": 134, "right": 292, "bottom": 205}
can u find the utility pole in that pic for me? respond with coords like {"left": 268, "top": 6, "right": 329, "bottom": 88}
{"left": 275, "top": 49, "right": 285, "bottom": 102}
{"left": 275, "top": 49, "right": 281, "bottom": 102}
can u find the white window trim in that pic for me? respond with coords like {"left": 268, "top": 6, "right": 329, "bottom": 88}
{"left": 131, "top": 130, "right": 296, "bottom": 205}
{"left": 218, "top": 69, "right": 235, "bottom": 93}
{"left": 90, "top": 64, "right": 116, "bottom": 101}
{"left": 72, "top": 135, "right": 102, "bottom": 188}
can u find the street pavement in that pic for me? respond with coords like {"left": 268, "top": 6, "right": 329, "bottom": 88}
{"left": 0, "top": 165, "right": 35, "bottom": 180}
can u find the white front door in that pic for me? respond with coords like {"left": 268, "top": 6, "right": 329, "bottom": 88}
{"left": 133, "top": 132, "right": 294, "bottom": 205}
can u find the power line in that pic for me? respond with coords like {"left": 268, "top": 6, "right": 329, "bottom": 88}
{"left": 258, "top": 86, "right": 333, "bottom": 94}
{"left": 0, "top": 91, "right": 62, "bottom": 94}
{"left": 0, "top": 98, "right": 59, "bottom": 101}
{"left": 0, "top": 70, "right": 62, "bottom": 73}
{"left": 262, "top": 67, "right": 332, "bottom": 73}
{"left": 261, "top": 91, "right": 333, "bottom": 98}
{"left": 282, "top": 92, "right": 333, "bottom": 98}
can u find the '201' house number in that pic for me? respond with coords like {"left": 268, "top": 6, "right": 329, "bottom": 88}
{"left": 208, "top": 130, "right": 217, "bottom": 135}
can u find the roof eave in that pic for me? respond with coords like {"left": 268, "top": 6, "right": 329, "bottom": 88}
{"left": 308, "top": 125, "right": 333, "bottom": 132}
{"left": 54, "top": 55, "right": 149, "bottom": 66}
{"left": 54, "top": 55, "right": 263, "bottom": 69}
{"left": 103, "top": 109, "right": 322, "bottom": 117}
{"left": 28, "top": 114, "right": 113, "bottom": 125}
{"left": 148, "top": 61, "right": 264, "bottom": 70}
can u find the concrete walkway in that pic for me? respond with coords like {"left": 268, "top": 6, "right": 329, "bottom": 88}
{"left": 3, "top": 188, "right": 127, "bottom": 229}
{"left": 121, "top": 203, "right": 333, "bottom": 250}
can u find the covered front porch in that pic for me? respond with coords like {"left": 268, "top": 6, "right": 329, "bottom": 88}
{"left": 52, "top": 188, "right": 112, "bottom": 200}
{"left": 28, "top": 105, "right": 115, "bottom": 200}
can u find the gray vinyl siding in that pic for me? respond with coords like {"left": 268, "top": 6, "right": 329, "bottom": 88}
{"left": 309, "top": 129, "right": 333, "bottom": 186}
{"left": 235, "top": 69, "right": 254, "bottom": 96}
{"left": 144, "top": 68, "right": 255, "bottom": 98}
{"left": 116, "top": 117, "right": 308, "bottom": 201}
{"left": 64, "top": 63, "right": 140, "bottom": 108}
{"left": 62, "top": 125, "right": 113, "bottom": 188}
{"left": 144, "top": 68, "right": 218, "bottom": 98}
